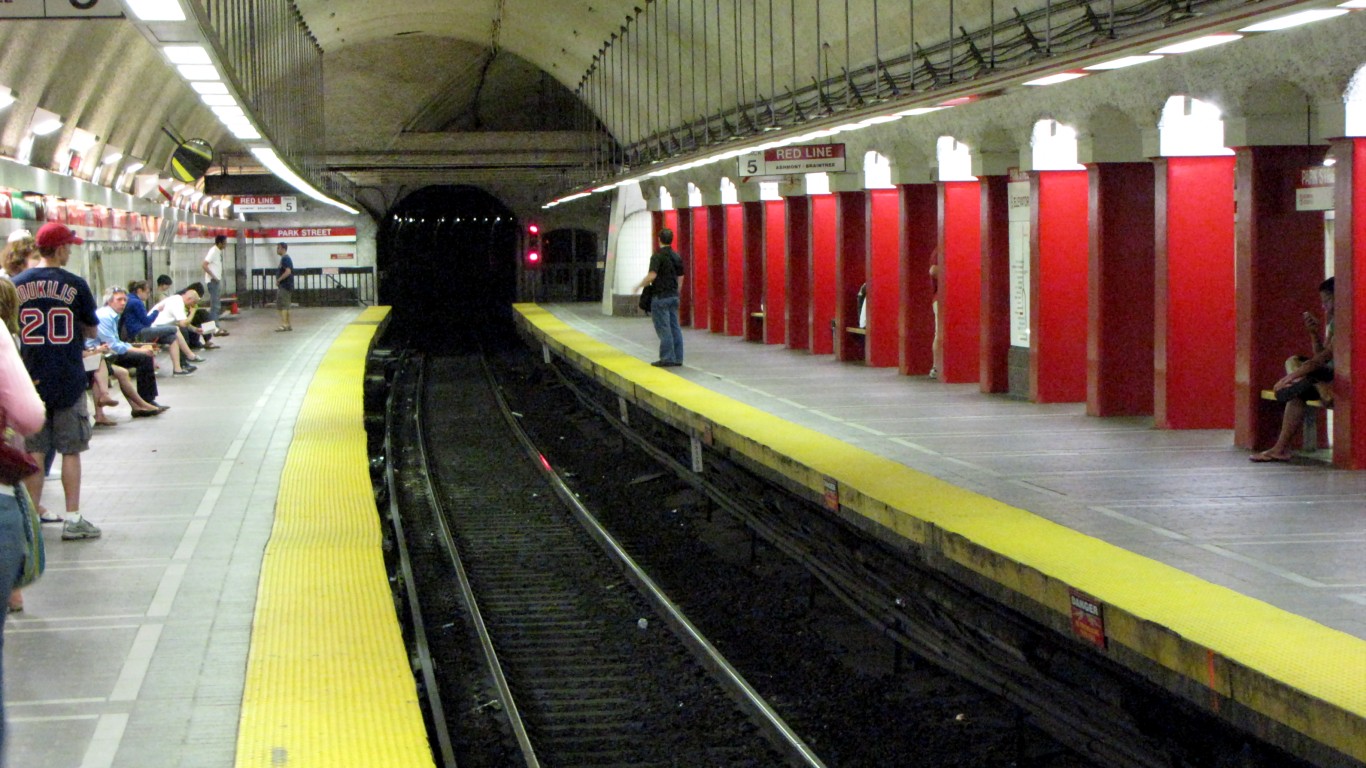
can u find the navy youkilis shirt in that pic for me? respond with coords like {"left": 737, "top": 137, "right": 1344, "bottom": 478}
{"left": 13, "top": 266, "right": 98, "bottom": 410}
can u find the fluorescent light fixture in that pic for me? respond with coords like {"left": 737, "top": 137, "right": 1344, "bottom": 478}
{"left": 1024, "top": 72, "right": 1087, "bottom": 86}
{"left": 201, "top": 94, "right": 237, "bottom": 107}
{"left": 896, "top": 106, "right": 947, "bottom": 117}
{"left": 163, "top": 45, "right": 211, "bottom": 65}
{"left": 1150, "top": 34, "right": 1242, "bottom": 54}
{"left": 1341, "top": 0, "right": 1366, "bottom": 7}
{"left": 30, "top": 108, "right": 62, "bottom": 136}
{"left": 177, "top": 64, "right": 220, "bottom": 81}
{"left": 1239, "top": 9, "right": 1348, "bottom": 31}
{"left": 592, "top": 183, "right": 618, "bottom": 192}
{"left": 191, "top": 81, "right": 229, "bottom": 95}
{"left": 126, "top": 0, "right": 184, "bottom": 21}
{"left": 227, "top": 123, "right": 261, "bottom": 140}
{"left": 100, "top": 149, "right": 122, "bottom": 165}
{"left": 123, "top": 160, "right": 145, "bottom": 173}
{"left": 211, "top": 105, "right": 245, "bottom": 120}
{"left": 251, "top": 146, "right": 359, "bottom": 214}
{"left": 67, "top": 128, "right": 98, "bottom": 152}
{"left": 857, "top": 114, "right": 902, "bottom": 127}
{"left": 0, "top": 86, "right": 14, "bottom": 111}
{"left": 1085, "top": 55, "right": 1163, "bottom": 70}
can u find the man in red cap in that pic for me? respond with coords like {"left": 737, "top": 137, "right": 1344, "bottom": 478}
{"left": 14, "top": 222, "right": 102, "bottom": 540}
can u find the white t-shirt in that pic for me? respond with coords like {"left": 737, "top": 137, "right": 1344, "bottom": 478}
{"left": 203, "top": 244, "right": 222, "bottom": 282}
{"left": 150, "top": 294, "right": 188, "bottom": 327}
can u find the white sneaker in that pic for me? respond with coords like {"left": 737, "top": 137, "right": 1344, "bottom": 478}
{"left": 62, "top": 518, "right": 102, "bottom": 540}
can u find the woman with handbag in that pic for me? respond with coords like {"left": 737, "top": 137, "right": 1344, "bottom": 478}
{"left": 0, "top": 294, "right": 45, "bottom": 756}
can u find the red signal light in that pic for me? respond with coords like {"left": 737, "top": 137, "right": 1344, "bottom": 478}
{"left": 527, "top": 250, "right": 541, "bottom": 264}
{"left": 528, "top": 224, "right": 539, "bottom": 234}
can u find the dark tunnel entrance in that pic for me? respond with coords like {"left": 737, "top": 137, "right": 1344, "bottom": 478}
{"left": 378, "top": 185, "right": 519, "bottom": 348}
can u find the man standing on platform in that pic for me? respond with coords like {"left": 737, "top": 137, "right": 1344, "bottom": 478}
{"left": 201, "top": 234, "right": 228, "bottom": 336}
{"left": 14, "top": 223, "right": 102, "bottom": 540}
{"left": 275, "top": 243, "right": 294, "bottom": 332}
{"left": 637, "top": 228, "right": 685, "bottom": 367}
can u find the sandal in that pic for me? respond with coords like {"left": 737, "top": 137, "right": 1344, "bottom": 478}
{"left": 98, "top": 397, "right": 119, "bottom": 407}
{"left": 94, "top": 417, "right": 118, "bottom": 427}
{"left": 38, "top": 509, "right": 64, "bottom": 524}
{"left": 274, "top": 326, "right": 290, "bottom": 332}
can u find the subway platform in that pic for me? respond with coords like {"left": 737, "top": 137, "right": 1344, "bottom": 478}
{"left": 519, "top": 301, "right": 1366, "bottom": 767}
{"left": 2, "top": 306, "right": 427, "bottom": 768}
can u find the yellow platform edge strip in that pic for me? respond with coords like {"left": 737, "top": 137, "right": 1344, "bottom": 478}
{"left": 235, "top": 308, "right": 435, "bottom": 768}
{"left": 514, "top": 303, "right": 1366, "bottom": 762}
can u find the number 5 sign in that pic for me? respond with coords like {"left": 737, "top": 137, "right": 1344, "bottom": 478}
{"left": 738, "top": 152, "right": 764, "bottom": 178}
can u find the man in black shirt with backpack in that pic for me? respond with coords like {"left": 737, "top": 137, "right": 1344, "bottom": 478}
{"left": 638, "top": 228, "right": 685, "bottom": 367}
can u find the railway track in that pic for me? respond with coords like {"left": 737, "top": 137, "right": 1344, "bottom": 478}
{"left": 383, "top": 353, "right": 815, "bottom": 767}
{"left": 377, "top": 339, "right": 1319, "bottom": 768}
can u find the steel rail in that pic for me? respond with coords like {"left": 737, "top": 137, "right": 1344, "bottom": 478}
{"left": 411, "top": 357, "right": 541, "bottom": 768}
{"left": 381, "top": 355, "right": 458, "bottom": 768}
{"left": 532, "top": 357, "right": 1185, "bottom": 768}
{"left": 480, "top": 354, "right": 828, "bottom": 768}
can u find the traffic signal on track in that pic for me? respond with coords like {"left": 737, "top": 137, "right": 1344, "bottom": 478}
{"left": 526, "top": 223, "right": 541, "bottom": 269}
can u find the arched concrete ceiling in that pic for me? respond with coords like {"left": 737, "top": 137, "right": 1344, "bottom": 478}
{"left": 0, "top": 20, "right": 226, "bottom": 182}
{"left": 0, "top": 0, "right": 1360, "bottom": 221}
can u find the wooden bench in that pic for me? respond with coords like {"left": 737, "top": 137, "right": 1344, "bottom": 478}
{"left": 1260, "top": 389, "right": 1328, "bottom": 451}
{"left": 845, "top": 327, "right": 867, "bottom": 336}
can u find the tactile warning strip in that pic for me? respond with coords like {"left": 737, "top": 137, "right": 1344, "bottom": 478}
{"left": 235, "top": 310, "right": 434, "bottom": 768}
{"left": 515, "top": 303, "right": 1366, "bottom": 765}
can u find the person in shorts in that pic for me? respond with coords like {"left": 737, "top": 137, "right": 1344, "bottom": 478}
{"left": 13, "top": 223, "right": 101, "bottom": 539}
{"left": 275, "top": 243, "right": 294, "bottom": 332}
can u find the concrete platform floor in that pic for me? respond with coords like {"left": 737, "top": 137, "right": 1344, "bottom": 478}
{"left": 4, "top": 307, "right": 361, "bottom": 768}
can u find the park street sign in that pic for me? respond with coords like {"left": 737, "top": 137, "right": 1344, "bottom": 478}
{"left": 233, "top": 195, "right": 298, "bottom": 213}
{"left": 738, "top": 144, "right": 846, "bottom": 178}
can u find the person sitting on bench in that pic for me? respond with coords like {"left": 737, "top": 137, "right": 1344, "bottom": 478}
{"left": 1251, "top": 277, "right": 1334, "bottom": 463}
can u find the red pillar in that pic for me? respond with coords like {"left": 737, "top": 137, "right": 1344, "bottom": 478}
{"left": 742, "top": 201, "right": 765, "bottom": 342}
{"left": 836, "top": 190, "right": 869, "bottom": 362}
{"left": 785, "top": 196, "right": 811, "bottom": 350}
{"left": 1088, "top": 163, "right": 1156, "bottom": 416}
{"left": 1030, "top": 171, "right": 1090, "bottom": 403}
{"left": 1334, "top": 138, "right": 1366, "bottom": 468}
{"left": 867, "top": 188, "right": 900, "bottom": 367}
{"left": 675, "top": 208, "right": 694, "bottom": 326}
{"left": 764, "top": 199, "right": 787, "bottom": 344}
{"left": 811, "top": 194, "right": 838, "bottom": 355}
{"left": 940, "top": 182, "right": 982, "bottom": 383}
{"left": 1155, "top": 157, "right": 1236, "bottom": 429}
{"left": 726, "top": 204, "right": 745, "bottom": 336}
{"left": 691, "top": 207, "right": 712, "bottom": 330}
{"left": 979, "top": 176, "right": 1011, "bottom": 393}
{"left": 1235, "top": 146, "right": 1331, "bottom": 450}
{"left": 900, "top": 184, "right": 938, "bottom": 376}
{"left": 707, "top": 204, "right": 727, "bottom": 333}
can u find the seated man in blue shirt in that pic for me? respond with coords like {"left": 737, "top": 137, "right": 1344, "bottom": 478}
{"left": 96, "top": 287, "right": 168, "bottom": 411}
{"left": 124, "top": 280, "right": 199, "bottom": 375}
